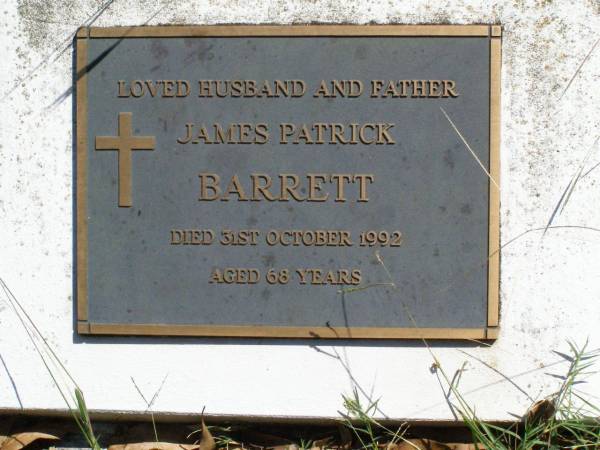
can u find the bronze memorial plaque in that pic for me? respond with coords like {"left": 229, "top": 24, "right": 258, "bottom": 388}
{"left": 76, "top": 25, "right": 501, "bottom": 339}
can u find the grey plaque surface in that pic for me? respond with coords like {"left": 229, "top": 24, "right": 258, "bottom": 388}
{"left": 76, "top": 26, "right": 500, "bottom": 339}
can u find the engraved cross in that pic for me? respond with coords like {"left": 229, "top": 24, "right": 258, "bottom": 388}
{"left": 95, "top": 112, "right": 155, "bottom": 207}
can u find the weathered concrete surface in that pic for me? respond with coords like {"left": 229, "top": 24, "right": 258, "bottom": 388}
{"left": 0, "top": 0, "right": 599, "bottom": 420}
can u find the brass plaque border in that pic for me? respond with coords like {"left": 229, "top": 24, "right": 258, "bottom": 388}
{"left": 75, "top": 25, "right": 501, "bottom": 340}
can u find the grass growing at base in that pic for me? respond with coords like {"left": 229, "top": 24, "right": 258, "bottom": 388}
{"left": 340, "top": 341, "right": 600, "bottom": 449}
{"left": 340, "top": 389, "right": 413, "bottom": 450}
{"left": 456, "top": 341, "right": 600, "bottom": 449}
{"left": 0, "top": 279, "right": 101, "bottom": 450}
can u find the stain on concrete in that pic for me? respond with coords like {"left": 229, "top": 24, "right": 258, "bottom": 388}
{"left": 17, "top": 0, "right": 77, "bottom": 50}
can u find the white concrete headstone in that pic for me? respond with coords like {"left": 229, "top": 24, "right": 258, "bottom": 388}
{"left": 0, "top": 0, "right": 599, "bottom": 421}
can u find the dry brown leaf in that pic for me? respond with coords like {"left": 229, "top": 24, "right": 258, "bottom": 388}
{"left": 525, "top": 398, "right": 556, "bottom": 424}
{"left": 199, "top": 421, "right": 216, "bottom": 450}
{"left": 0, "top": 432, "right": 59, "bottom": 450}
{"left": 108, "top": 443, "right": 201, "bottom": 450}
